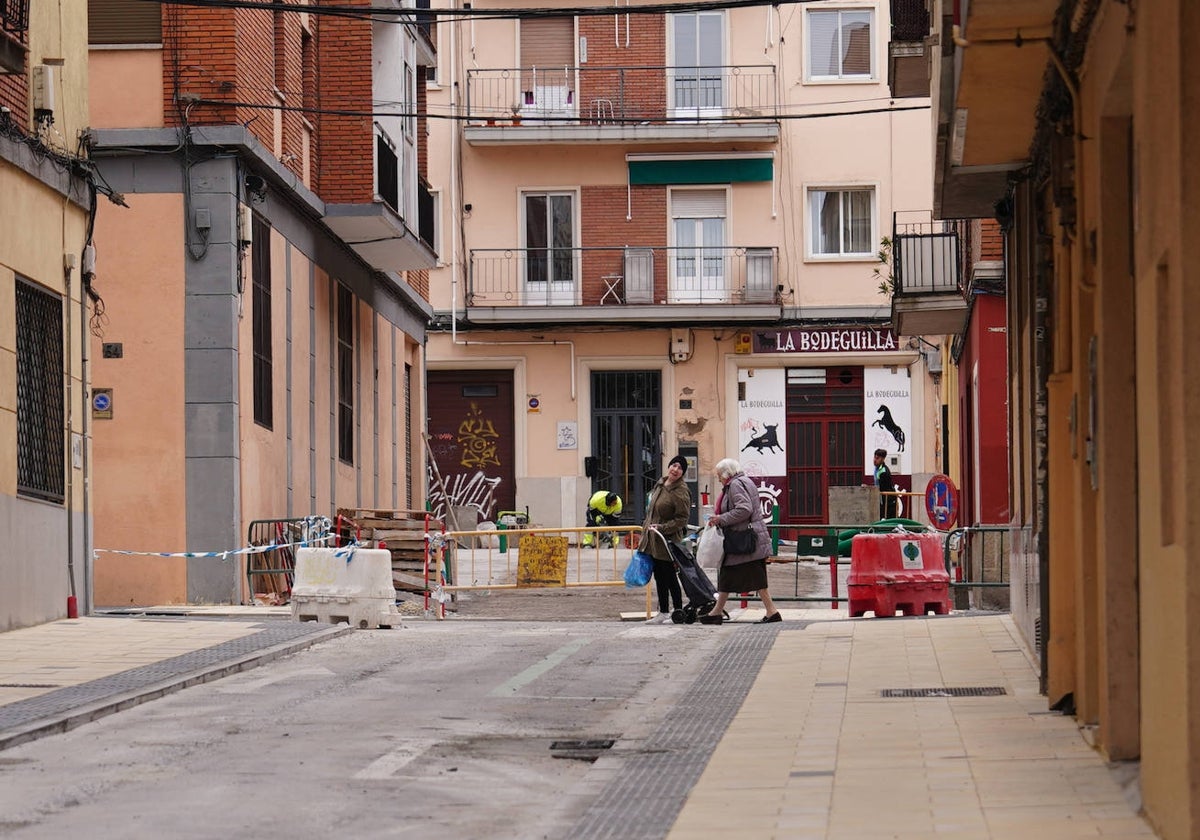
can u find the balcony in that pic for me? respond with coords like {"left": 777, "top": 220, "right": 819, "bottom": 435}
{"left": 889, "top": 215, "right": 968, "bottom": 336}
{"left": 464, "top": 65, "right": 779, "bottom": 146}
{"left": 464, "top": 245, "right": 782, "bottom": 325}
{"left": 888, "top": 0, "right": 929, "bottom": 99}
{"left": 931, "top": 0, "right": 1057, "bottom": 217}
{"left": 0, "top": 0, "right": 28, "bottom": 74}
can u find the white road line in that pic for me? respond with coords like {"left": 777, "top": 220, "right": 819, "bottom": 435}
{"left": 353, "top": 739, "right": 438, "bottom": 780}
{"left": 489, "top": 638, "right": 591, "bottom": 697}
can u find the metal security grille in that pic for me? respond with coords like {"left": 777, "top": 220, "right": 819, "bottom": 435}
{"left": 336, "top": 283, "right": 354, "bottom": 464}
{"left": 404, "top": 363, "right": 412, "bottom": 506}
{"left": 881, "top": 687, "right": 1006, "bottom": 698}
{"left": 252, "top": 213, "right": 273, "bottom": 429}
{"left": 784, "top": 367, "right": 863, "bottom": 522}
{"left": 16, "top": 279, "right": 64, "bottom": 502}
{"left": 592, "top": 371, "right": 661, "bottom": 520}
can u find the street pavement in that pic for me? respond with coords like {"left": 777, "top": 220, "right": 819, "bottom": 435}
{"left": 0, "top": 606, "right": 1155, "bottom": 839}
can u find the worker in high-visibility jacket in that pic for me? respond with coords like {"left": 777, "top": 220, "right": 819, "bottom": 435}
{"left": 582, "top": 490, "right": 623, "bottom": 547}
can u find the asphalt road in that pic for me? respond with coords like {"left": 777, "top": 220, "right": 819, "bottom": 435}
{"left": 0, "top": 620, "right": 726, "bottom": 840}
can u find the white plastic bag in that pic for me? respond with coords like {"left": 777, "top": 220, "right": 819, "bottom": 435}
{"left": 696, "top": 525, "right": 723, "bottom": 573}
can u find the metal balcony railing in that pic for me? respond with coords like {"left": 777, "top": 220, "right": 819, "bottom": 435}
{"left": 465, "top": 65, "right": 777, "bottom": 125}
{"left": 2, "top": 0, "right": 28, "bottom": 33}
{"left": 891, "top": 216, "right": 967, "bottom": 296}
{"left": 467, "top": 246, "right": 780, "bottom": 307}
{"left": 890, "top": 0, "right": 929, "bottom": 42}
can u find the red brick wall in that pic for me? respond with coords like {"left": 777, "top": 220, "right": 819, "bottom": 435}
{"left": 0, "top": 72, "right": 29, "bottom": 132}
{"left": 580, "top": 185, "right": 666, "bottom": 305}
{"left": 163, "top": 4, "right": 239, "bottom": 126}
{"left": 314, "top": 2, "right": 373, "bottom": 203}
{"left": 979, "top": 219, "right": 1003, "bottom": 261}
{"left": 578, "top": 14, "right": 665, "bottom": 122}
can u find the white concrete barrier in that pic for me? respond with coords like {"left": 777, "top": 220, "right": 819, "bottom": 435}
{"left": 291, "top": 547, "right": 401, "bottom": 629}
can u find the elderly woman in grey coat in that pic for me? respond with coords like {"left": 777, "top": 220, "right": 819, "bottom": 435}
{"left": 698, "top": 457, "right": 781, "bottom": 624}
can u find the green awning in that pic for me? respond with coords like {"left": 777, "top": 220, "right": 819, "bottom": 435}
{"left": 628, "top": 157, "right": 773, "bottom": 185}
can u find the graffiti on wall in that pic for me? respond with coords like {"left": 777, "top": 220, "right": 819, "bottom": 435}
{"left": 427, "top": 402, "right": 504, "bottom": 523}
{"left": 458, "top": 403, "right": 500, "bottom": 469}
{"left": 426, "top": 466, "right": 502, "bottom": 523}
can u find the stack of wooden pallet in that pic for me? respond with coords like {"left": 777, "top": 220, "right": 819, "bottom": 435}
{"left": 337, "top": 508, "right": 449, "bottom": 594}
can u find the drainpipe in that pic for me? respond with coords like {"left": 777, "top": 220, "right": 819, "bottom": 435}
{"left": 64, "top": 253, "right": 77, "bottom": 618}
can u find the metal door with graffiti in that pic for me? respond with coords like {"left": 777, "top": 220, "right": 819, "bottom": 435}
{"left": 785, "top": 367, "right": 864, "bottom": 524}
{"left": 591, "top": 371, "right": 661, "bottom": 522}
{"left": 427, "top": 370, "right": 515, "bottom": 522}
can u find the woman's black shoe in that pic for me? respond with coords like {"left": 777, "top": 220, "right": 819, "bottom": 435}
{"left": 698, "top": 613, "right": 723, "bottom": 625}
{"left": 758, "top": 612, "right": 782, "bottom": 623}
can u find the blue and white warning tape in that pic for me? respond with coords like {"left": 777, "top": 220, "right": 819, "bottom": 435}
{"left": 91, "top": 516, "right": 371, "bottom": 562}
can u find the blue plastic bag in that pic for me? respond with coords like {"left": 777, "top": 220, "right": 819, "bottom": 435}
{"left": 623, "top": 550, "right": 654, "bottom": 588}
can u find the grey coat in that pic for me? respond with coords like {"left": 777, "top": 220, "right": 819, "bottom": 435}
{"left": 711, "top": 472, "right": 770, "bottom": 566}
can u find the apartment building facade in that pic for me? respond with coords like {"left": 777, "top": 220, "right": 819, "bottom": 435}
{"left": 85, "top": 0, "right": 436, "bottom": 606}
{"left": 929, "top": 1, "right": 1200, "bottom": 835}
{"left": 0, "top": 0, "right": 94, "bottom": 629}
{"left": 424, "top": 0, "right": 940, "bottom": 531}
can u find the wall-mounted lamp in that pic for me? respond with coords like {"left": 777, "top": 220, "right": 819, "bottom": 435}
{"left": 245, "top": 174, "right": 267, "bottom": 203}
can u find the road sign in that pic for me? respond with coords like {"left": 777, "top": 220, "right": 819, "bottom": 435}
{"left": 925, "top": 474, "right": 959, "bottom": 529}
{"left": 92, "top": 388, "right": 113, "bottom": 419}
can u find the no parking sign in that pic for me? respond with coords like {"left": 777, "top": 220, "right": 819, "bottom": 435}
{"left": 925, "top": 474, "right": 959, "bottom": 529}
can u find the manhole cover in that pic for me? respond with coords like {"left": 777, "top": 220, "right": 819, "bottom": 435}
{"left": 881, "top": 687, "right": 1006, "bottom": 698}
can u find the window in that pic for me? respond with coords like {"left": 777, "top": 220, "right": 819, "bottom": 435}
{"left": 670, "top": 188, "right": 727, "bottom": 303}
{"left": 15, "top": 279, "right": 64, "bottom": 502}
{"left": 519, "top": 17, "right": 575, "bottom": 116}
{"left": 88, "top": 0, "right": 161, "bottom": 44}
{"left": 671, "top": 11, "right": 724, "bottom": 116}
{"left": 523, "top": 192, "right": 576, "bottom": 303}
{"left": 810, "top": 187, "right": 873, "bottom": 257}
{"left": 806, "top": 8, "right": 873, "bottom": 80}
{"left": 337, "top": 283, "right": 355, "bottom": 464}
{"left": 252, "top": 214, "right": 273, "bottom": 429}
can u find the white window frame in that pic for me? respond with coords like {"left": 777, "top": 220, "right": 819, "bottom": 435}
{"left": 668, "top": 186, "right": 731, "bottom": 303}
{"left": 519, "top": 188, "right": 580, "bottom": 305}
{"left": 806, "top": 184, "right": 876, "bottom": 260}
{"left": 804, "top": 6, "right": 876, "bottom": 83}
{"left": 667, "top": 10, "right": 727, "bottom": 119}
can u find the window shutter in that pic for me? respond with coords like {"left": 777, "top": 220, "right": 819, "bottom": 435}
{"left": 519, "top": 18, "right": 574, "bottom": 69}
{"left": 807, "top": 10, "right": 838, "bottom": 76}
{"left": 671, "top": 189, "right": 726, "bottom": 218}
{"left": 88, "top": 0, "right": 162, "bottom": 44}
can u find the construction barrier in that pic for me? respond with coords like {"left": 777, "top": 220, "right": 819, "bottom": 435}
{"left": 847, "top": 532, "right": 951, "bottom": 618}
{"left": 291, "top": 547, "right": 401, "bottom": 629}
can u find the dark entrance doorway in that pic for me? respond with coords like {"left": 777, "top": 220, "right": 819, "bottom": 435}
{"left": 590, "top": 371, "right": 661, "bottom": 522}
{"left": 785, "top": 367, "right": 864, "bottom": 524}
{"left": 426, "top": 370, "right": 515, "bottom": 522}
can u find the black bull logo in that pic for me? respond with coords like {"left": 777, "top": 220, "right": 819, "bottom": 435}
{"left": 742, "top": 424, "right": 782, "bottom": 454}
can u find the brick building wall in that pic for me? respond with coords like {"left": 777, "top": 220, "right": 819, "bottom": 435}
{"left": 581, "top": 185, "right": 666, "bottom": 305}
{"left": 578, "top": 14, "right": 665, "bottom": 122}
{"left": 0, "top": 74, "right": 29, "bottom": 132}
{"left": 979, "top": 219, "right": 1003, "bottom": 261}
{"left": 314, "top": 1, "right": 372, "bottom": 203}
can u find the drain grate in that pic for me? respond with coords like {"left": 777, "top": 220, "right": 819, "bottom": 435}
{"left": 0, "top": 684, "right": 59, "bottom": 689}
{"left": 881, "top": 686, "right": 1006, "bottom": 698}
{"left": 550, "top": 739, "right": 615, "bottom": 751}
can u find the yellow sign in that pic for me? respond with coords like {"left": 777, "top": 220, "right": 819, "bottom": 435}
{"left": 734, "top": 332, "right": 752, "bottom": 354}
{"left": 516, "top": 535, "right": 568, "bottom": 587}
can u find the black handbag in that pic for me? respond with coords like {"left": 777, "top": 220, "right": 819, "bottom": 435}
{"left": 722, "top": 527, "right": 756, "bottom": 555}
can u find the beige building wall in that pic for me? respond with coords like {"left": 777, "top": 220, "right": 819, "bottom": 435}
{"left": 0, "top": 0, "right": 93, "bottom": 629}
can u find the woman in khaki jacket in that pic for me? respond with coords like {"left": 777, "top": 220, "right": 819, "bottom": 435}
{"left": 638, "top": 454, "right": 690, "bottom": 620}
